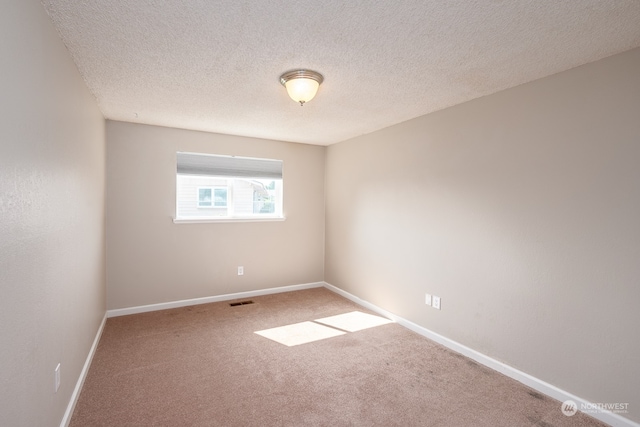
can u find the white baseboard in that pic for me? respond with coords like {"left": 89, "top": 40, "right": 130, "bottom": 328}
{"left": 323, "top": 282, "right": 638, "bottom": 427}
{"left": 107, "top": 282, "right": 325, "bottom": 318}
{"left": 60, "top": 313, "right": 107, "bottom": 427}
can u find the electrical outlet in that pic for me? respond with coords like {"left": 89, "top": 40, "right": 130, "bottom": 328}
{"left": 432, "top": 296, "right": 441, "bottom": 310}
{"left": 237, "top": 266, "right": 244, "bottom": 276}
{"left": 425, "top": 293, "right": 432, "bottom": 306}
{"left": 54, "top": 363, "right": 60, "bottom": 393}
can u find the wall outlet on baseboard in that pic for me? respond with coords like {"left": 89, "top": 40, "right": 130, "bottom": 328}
{"left": 237, "top": 266, "right": 244, "bottom": 276}
{"left": 432, "top": 296, "right": 441, "bottom": 310}
{"left": 425, "top": 293, "right": 432, "bottom": 306}
{"left": 54, "top": 363, "right": 60, "bottom": 393}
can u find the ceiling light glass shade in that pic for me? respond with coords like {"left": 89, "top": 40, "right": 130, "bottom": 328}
{"left": 280, "top": 70, "right": 323, "bottom": 106}
{"left": 285, "top": 78, "right": 319, "bottom": 104}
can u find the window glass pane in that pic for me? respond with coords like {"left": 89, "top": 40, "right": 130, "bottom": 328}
{"left": 252, "top": 179, "right": 276, "bottom": 214}
{"left": 198, "top": 188, "right": 212, "bottom": 207}
{"left": 214, "top": 188, "right": 227, "bottom": 207}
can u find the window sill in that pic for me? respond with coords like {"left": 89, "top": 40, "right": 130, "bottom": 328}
{"left": 173, "top": 216, "right": 286, "bottom": 224}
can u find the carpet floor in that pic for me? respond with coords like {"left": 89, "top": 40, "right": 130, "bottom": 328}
{"left": 70, "top": 287, "right": 607, "bottom": 426}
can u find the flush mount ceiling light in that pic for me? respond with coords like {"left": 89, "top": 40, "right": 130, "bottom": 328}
{"left": 279, "top": 69, "right": 324, "bottom": 106}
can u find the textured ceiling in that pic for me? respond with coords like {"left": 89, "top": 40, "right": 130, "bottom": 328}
{"left": 41, "top": 0, "right": 640, "bottom": 146}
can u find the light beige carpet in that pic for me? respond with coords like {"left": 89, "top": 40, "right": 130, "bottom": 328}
{"left": 70, "top": 287, "right": 607, "bottom": 426}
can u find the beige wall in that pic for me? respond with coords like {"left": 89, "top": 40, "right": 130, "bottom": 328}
{"left": 106, "top": 121, "right": 325, "bottom": 310}
{"left": 0, "top": 2, "right": 106, "bottom": 426}
{"left": 325, "top": 48, "right": 640, "bottom": 422}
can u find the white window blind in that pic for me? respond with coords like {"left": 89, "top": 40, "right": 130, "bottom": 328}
{"left": 176, "top": 152, "right": 282, "bottom": 179}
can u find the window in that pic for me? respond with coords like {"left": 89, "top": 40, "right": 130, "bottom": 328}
{"left": 197, "top": 187, "right": 227, "bottom": 208}
{"left": 213, "top": 188, "right": 228, "bottom": 207}
{"left": 176, "top": 152, "right": 283, "bottom": 221}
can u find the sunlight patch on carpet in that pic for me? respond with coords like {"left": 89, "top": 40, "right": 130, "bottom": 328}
{"left": 314, "top": 311, "right": 393, "bottom": 332}
{"left": 255, "top": 321, "right": 346, "bottom": 346}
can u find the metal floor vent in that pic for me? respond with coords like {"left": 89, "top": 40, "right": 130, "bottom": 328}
{"left": 229, "top": 300, "right": 254, "bottom": 307}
